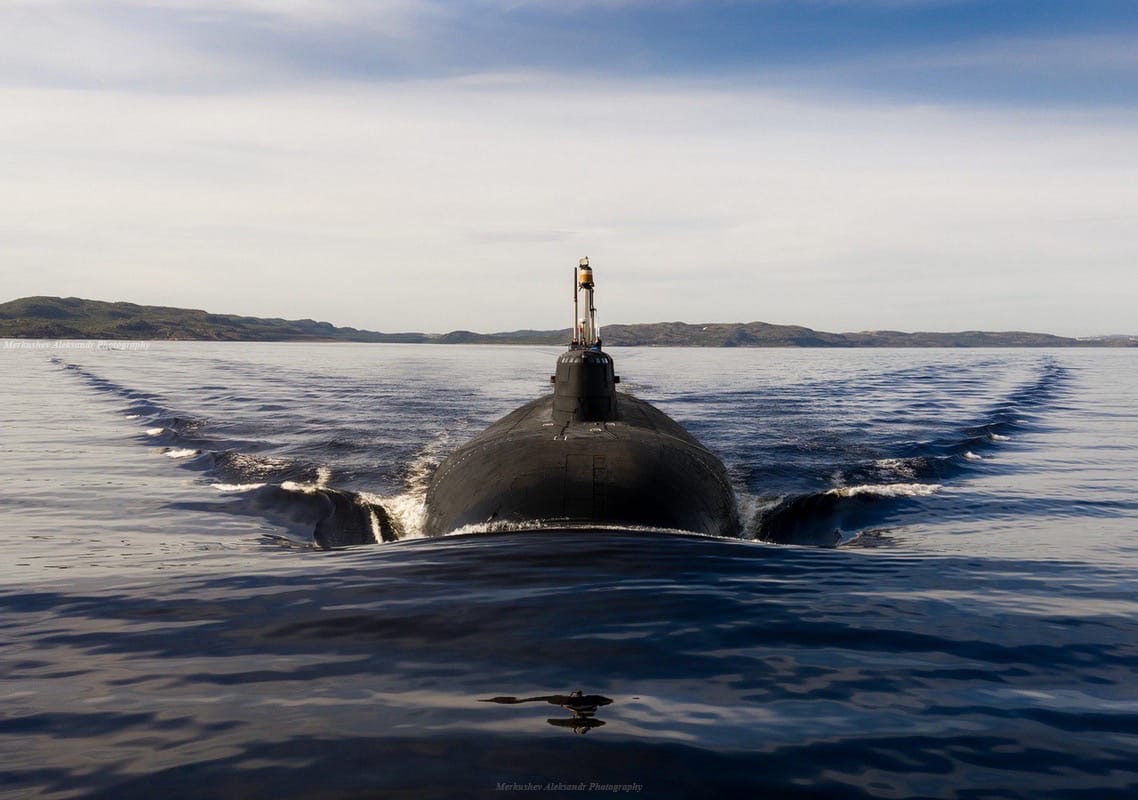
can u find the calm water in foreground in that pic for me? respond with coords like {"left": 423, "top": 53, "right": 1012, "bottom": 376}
{"left": 2, "top": 343, "right": 1137, "bottom": 799}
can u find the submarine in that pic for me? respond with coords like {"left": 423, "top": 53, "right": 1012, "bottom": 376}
{"left": 423, "top": 259, "right": 740, "bottom": 538}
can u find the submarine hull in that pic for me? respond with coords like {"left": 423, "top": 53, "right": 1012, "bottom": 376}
{"left": 424, "top": 393, "right": 739, "bottom": 538}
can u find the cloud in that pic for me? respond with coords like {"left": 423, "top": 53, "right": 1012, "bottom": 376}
{"left": 2, "top": 1, "right": 1136, "bottom": 336}
{"left": 771, "top": 31, "right": 1138, "bottom": 106}
{"left": 3, "top": 0, "right": 1137, "bottom": 106}
{"left": 0, "top": 0, "right": 448, "bottom": 90}
{"left": 2, "top": 75, "right": 1135, "bottom": 335}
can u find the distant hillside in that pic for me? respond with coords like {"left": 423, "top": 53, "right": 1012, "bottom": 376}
{"left": 597, "top": 322, "right": 1109, "bottom": 348}
{"left": 0, "top": 296, "right": 426, "bottom": 342}
{"left": 415, "top": 321, "right": 1131, "bottom": 348}
{"left": 1, "top": 296, "right": 1133, "bottom": 347}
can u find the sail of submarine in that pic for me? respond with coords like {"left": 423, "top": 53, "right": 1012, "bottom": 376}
{"left": 423, "top": 258, "right": 740, "bottom": 537}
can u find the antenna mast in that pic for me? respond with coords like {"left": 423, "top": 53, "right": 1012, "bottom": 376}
{"left": 572, "top": 266, "right": 580, "bottom": 347}
{"left": 574, "top": 257, "right": 600, "bottom": 348}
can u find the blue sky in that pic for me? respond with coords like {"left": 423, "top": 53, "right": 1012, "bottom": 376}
{"left": 2, "top": 1, "right": 1136, "bottom": 335}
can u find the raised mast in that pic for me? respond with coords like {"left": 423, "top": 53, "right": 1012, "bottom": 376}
{"left": 572, "top": 266, "right": 580, "bottom": 347}
{"left": 574, "top": 257, "right": 601, "bottom": 349}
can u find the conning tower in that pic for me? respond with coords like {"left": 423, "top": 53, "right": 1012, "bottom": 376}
{"left": 552, "top": 257, "right": 620, "bottom": 425}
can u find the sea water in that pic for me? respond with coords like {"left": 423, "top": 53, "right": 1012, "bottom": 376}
{"left": 2, "top": 343, "right": 1136, "bottom": 798}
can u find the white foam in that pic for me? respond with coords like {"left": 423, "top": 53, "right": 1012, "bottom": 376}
{"left": 829, "top": 483, "right": 942, "bottom": 498}
{"left": 405, "top": 432, "right": 450, "bottom": 495}
{"left": 374, "top": 491, "right": 427, "bottom": 540}
{"left": 352, "top": 433, "right": 452, "bottom": 541}
{"left": 125, "top": 414, "right": 141, "bottom": 420}
{"left": 989, "top": 433, "right": 1010, "bottom": 441}
{"left": 441, "top": 519, "right": 721, "bottom": 539}
{"left": 873, "top": 458, "right": 917, "bottom": 478}
{"left": 736, "top": 493, "right": 784, "bottom": 530}
{"left": 210, "top": 482, "right": 266, "bottom": 493}
{"left": 964, "top": 451, "right": 983, "bottom": 461}
{"left": 164, "top": 448, "right": 199, "bottom": 459}
{"left": 281, "top": 465, "right": 333, "bottom": 495}
{"left": 145, "top": 427, "right": 165, "bottom": 436}
{"left": 221, "top": 452, "right": 290, "bottom": 477}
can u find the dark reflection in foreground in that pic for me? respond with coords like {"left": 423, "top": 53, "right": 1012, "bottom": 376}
{"left": 481, "top": 690, "right": 614, "bottom": 734}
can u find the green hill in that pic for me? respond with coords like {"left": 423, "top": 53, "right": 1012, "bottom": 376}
{"left": 1, "top": 296, "right": 1133, "bottom": 347}
{"left": 0, "top": 296, "right": 425, "bottom": 342}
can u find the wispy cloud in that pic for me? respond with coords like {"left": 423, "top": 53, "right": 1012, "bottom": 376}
{"left": 3, "top": 0, "right": 1136, "bottom": 104}
{"left": 2, "top": 76, "right": 1135, "bottom": 334}
{"left": 2, "top": 1, "right": 1136, "bottom": 335}
{"left": 770, "top": 31, "right": 1138, "bottom": 106}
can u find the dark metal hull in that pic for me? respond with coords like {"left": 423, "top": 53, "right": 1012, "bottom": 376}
{"left": 424, "top": 393, "right": 739, "bottom": 537}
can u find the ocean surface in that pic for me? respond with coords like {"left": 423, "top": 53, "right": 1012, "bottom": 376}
{"left": 2, "top": 342, "right": 1137, "bottom": 799}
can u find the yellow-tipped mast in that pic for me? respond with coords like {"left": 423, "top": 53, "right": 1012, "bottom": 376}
{"left": 572, "top": 257, "right": 600, "bottom": 348}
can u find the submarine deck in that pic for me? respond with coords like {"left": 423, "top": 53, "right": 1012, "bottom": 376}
{"left": 423, "top": 393, "right": 739, "bottom": 538}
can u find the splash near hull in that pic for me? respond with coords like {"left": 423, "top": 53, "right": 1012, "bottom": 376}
{"left": 423, "top": 393, "right": 739, "bottom": 538}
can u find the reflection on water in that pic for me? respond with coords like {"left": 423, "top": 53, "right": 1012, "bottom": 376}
{"left": 482, "top": 690, "right": 614, "bottom": 734}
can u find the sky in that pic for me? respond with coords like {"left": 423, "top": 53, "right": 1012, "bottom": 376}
{"left": 2, "top": 1, "right": 1137, "bottom": 336}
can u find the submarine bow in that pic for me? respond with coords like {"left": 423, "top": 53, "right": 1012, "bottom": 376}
{"left": 423, "top": 259, "right": 740, "bottom": 538}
